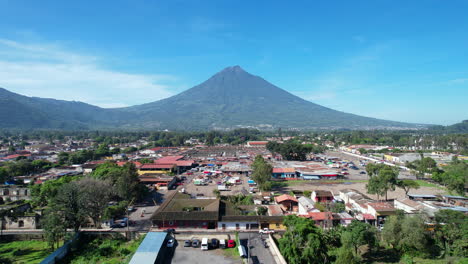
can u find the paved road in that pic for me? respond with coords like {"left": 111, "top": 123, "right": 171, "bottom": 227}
{"left": 239, "top": 233, "right": 275, "bottom": 264}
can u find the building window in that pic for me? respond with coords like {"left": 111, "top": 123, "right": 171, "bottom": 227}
{"left": 18, "top": 220, "right": 24, "bottom": 228}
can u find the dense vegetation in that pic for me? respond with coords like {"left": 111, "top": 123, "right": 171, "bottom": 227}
{"left": 31, "top": 163, "right": 145, "bottom": 250}
{"left": 279, "top": 213, "right": 467, "bottom": 264}
{"left": 58, "top": 233, "right": 143, "bottom": 264}
{"left": 267, "top": 140, "right": 326, "bottom": 160}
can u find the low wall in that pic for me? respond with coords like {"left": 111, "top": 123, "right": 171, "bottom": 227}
{"left": 268, "top": 234, "right": 287, "bottom": 264}
{"left": 40, "top": 233, "right": 80, "bottom": 264}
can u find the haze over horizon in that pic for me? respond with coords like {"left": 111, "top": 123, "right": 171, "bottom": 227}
{"left": 0, "top": 1, "right": 467, "bottom": 125}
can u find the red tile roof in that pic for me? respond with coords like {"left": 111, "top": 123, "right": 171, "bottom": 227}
{"left": 275, "top": 194, "right": 298, "bottom": 203}
{"left": 272, "top": 167, "right": 296, "bottom": 173}
{"left": 362, "top": 213, "right": 375, "bottom": 220}
{"left": 140, "top": 164, "right": 175, "bottom": 169}
{"left": 306, "top": 212, "right": 333, "bottom": 221}
{"left": 367, "top": 202, "right": 396, "bottom": 211}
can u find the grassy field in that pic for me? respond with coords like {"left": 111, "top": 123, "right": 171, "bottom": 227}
{"left": 414, "top": 180, "right": 444, "bottom": 189}
{"left": 0, "top": 240, "right": 55, "bottom": 264}
{"left": 58, "top": 234, "right": 144, "bottom": 264}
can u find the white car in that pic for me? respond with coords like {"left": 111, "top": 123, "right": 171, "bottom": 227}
{"left": 167, "top": 238, "right": 175, "bottom": 247}
{"left": 259, "top": 228, "right": 275, "bottom": 234}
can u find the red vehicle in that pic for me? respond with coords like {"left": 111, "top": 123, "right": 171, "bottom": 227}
{"left": 227, "top": 240, "right": 236, "bottom": 248}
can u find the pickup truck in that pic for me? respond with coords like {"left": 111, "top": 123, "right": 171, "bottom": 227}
{"left": 259, "top": 228, "right": 275, "bottom": 234}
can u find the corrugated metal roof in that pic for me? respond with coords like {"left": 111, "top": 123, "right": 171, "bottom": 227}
{"left": 129, "top": 232, "right": 167, "bottom": 264}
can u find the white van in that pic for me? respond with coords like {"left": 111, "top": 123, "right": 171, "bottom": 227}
{"left": 238, "top": 245, "right": 247, "bottom": 258}
{"left": 201, "top": 238, "right": 209, "bottom": 250}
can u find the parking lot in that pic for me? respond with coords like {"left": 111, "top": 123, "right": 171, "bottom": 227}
{"left": 159, "top": 234, "right": 240, "bottom": 264}
{"left": 181, "top": 171, "right": 252, "bottom": 197}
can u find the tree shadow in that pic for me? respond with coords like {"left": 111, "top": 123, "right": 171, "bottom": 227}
{"left": 362, "top": 248, "right": 401, "bottom": 263}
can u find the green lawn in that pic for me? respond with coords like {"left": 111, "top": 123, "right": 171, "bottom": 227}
{"left": 0, "top": 240, "right": 54, "bottom": 264}
{"left": 414, "top": 180, "right": 445, "bottom": 189}
{"left": 58, "top": 234, "right": 144, "bottom": 264}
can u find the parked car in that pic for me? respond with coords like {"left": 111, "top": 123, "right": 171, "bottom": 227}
{"left": 342, "top": 172, "right": 349, "bottom": 175}
{"left": 184, "top": 240, "right": 192, "bottom": 247}
{"left": 192, "top": 239, "right": 200, "bottom": 248}
{"left": 259, "top": 228, "right": 275, "bottom": 234}
{"left": 360, "top": 171, "right": 366, "bottom": 174}
{"left": 201, "top": 238, "right": 209, "bottom": 251}
{"left": 164, "top": 228, "right": 176, "bottom": 233}
{"left": 210, "top": 238, "right": 219, "bottom": 249}
{"left": 219, "top": 239, "right": 226, "bottom": 249}
{"left": 127, "top": 206, "right": 136, "bottom": 212}
{"left": 167, "top": 238, "right": 175, "bottom": 247}
{"left": 227, "top": 240, "right": 236, "bottom": 248}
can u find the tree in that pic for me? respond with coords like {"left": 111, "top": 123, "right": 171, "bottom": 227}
{"left": 52, "top": 182, "right": 87, "bottom": 232}
{"left": 366, "top": 164, "right": 398, "bottom": 200}
{"left": 383, "top": 213, "right": 431, "bottom": 257}
{"left": 397, "top": 179, "right": 420, "bottom": 197}
{"left": 257, "top": 206, "right": 267, "bottom": 215}
{"left": 433, "top": 161, "right": 467, "bottom": 195}
{"left": 334, "top": 246, "right": 360, "bottom": 264}
{"left": 251, "top": 155, "right": 273, "bottom": 191}
{"left": 279, "top": 215, "right": 329, "bottom": 264}
{"left": 42, "top": 210, "right": 66, "bottom": 250}
{"left": 212, "top": 189, "right": 221, "bottom": 199}
{"left": 303, "top": 190, "right": 311, "bottom": 198}
{"left": 434, "top": 210, "right": 468, "bottom": 257}
{"left": 340, "top": 220, "right": 377, "bottom": 256}
{"left": 77, "top": 178, "right": 114, "bottom": 228}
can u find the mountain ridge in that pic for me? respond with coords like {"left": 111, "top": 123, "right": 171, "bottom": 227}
{"left": 0, "top": 66, "right": 426, "bottom": 130}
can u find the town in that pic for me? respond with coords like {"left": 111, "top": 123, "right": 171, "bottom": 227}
{"left": 0, "top": 130, "right": 466, "bottom": 264}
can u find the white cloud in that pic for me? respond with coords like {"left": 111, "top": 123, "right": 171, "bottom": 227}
{"left": 0, "top": 38, "right": 177, "bottom": 108}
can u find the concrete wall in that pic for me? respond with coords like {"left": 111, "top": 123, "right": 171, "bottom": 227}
{"left": 40, "top": 233, "right": 80, "bottom": 264}
{"left": 217, "top": 222, "right": 257, "bottom": 230}
{"left": 3, "top": 216, "right": 37, "bottom": 229}
{"left": 268, "top": 234, "right": 287, "bottom": 264}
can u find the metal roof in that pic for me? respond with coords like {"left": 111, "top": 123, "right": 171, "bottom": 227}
{"left": 129, "top": 232, "right": 167, "bottom": 264}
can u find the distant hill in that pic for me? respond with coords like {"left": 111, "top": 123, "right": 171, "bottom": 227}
{"left": 0, "top": 66, "right": 425, "bottom": 130}
{"left": 428, "top": 120, "right": 468, "bottom": 133}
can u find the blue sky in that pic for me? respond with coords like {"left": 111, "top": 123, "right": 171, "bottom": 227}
{"left": 0, "top": 0, "right": 467, "bottom": 125}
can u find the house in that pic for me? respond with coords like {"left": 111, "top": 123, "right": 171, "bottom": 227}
{"left": 218, "top": 201, "right": 285, "bottom": 231}
{"left": 303, "top": 212, "right": 333, "bottom": 228}
{"left": 152, "top": 192, "right": 219, "bottom": 229}
{"left": 339, "top": 189, "right": 374, "bottom": 213}
{"left": 0, "top": 186, "right": 30, "bottom": 201}
{"left": 218, "top": 202, "right": 260, "bottom": 230}
{"left": 298, "top": 196, "right": 318, "bottom": 215}
{"left": 0, "top": 201, "right": 39, "bottom": 229}
{"left": 366, "top": 202, "right": 397, "bottom": 226}
{"left": 394, "top": 198, "right": 427, "bottom": 214}
{"left": 311, "top": 190, "right": 334, "bottom": 203}
{"left": 333, "top": 212, "right": 354, "bottom": 227}
{"left": 138, "top": 174, "right": 177, "bottom": 189}
{"left": 154, "top": 156, "right": 195, "bottom": 173}
{"left": 275, "top": 194, "right": 298, "bottom": 212}
{"left": 138, "top": 164, "right": 175, "bottom": 175}
{"left": 246, "top": 141, "right": 268, "bottom": 147}
{"left": 272, "top": 168, "right": 297, "bottom": 179}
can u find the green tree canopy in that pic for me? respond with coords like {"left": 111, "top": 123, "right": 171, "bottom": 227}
{"left": 279, "top": 215, "right": 329, "bottom": 264}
